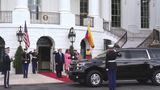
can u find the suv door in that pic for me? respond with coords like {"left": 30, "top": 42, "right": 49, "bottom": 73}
{"left": 116, "top": 49, "right": 150, "bottom": 79}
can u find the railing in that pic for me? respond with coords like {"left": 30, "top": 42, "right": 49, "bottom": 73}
{"left": 75, "top": 15, "right": 94, "bottom": 27}
{"left": 103, "top": 19, "right": 109, "bottom": 31}
{"left": 137, "top": 29, "right": 159, "bottom": 48}
{"left": 115, "top": 31, "right": 127, "bottom": 48}
{"left": 30, "top": 12, "right": 60, "bottom": 24}
{"left": 103, "top": 20, "right": 127, "bottom": 48}
{"left": 0, "top": 11, "right": 12, "bottom": 23}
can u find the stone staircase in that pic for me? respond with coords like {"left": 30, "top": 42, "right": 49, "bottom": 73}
{"left": 123, "top": 30, "right": 152, "bottom": 48}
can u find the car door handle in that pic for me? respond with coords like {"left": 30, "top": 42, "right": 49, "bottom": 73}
{"left": 123, "top": 62, "right": 128, "bottom": 64}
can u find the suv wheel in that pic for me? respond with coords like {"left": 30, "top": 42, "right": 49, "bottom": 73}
{"left": 151, "top": 70, "right": 160, "bottom": 86}
{"left": 86, "top": 70, "right": 102, "bottom": 87}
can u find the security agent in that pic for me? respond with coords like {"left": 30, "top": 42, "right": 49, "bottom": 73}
{"left": 105, "top": 49, "right": 119, "bottom": 90}
{"left": 2, "top": 47, "right": 11, "bottom": 88}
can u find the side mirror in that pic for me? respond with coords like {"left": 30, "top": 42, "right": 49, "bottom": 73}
{"left": 117, "top": 52, "right": 122, "bottom": 57}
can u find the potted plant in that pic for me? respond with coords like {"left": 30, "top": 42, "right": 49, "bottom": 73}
{"left": 13, "top": 46, "right": 23, "bottom": 74}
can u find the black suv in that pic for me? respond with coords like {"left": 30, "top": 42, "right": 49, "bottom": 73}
{"left": 68, "top": 48, "right": 160, "bottom": 87}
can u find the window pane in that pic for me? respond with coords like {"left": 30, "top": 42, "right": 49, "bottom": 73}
{"left": 141, "top": 0, "right": 149, "bottom": 28}
{"left": 111, "top": 0, "right": 121, "bottom": 27}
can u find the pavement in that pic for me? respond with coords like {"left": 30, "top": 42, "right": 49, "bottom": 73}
{"left": 0, "top": 73, "right": 64, "bottom": 86}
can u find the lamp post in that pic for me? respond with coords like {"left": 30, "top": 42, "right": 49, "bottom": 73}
{"left": 68, "top": 27, "right": 76, "bottom": 60}
{"left": 16, "top": 26, "right": 24, "bottom": 45}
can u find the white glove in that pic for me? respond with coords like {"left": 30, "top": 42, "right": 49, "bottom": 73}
{"left": 106, "top": 69, "right": 109, "bottom": 71}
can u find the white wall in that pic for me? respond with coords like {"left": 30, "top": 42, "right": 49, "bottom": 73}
{"left": 155, "top": 0, "right": 160, "bottom": 29}
{"left": 41, "top": 0, "right": 59, "bottom": 12}
{"left": 71, "top": 0, "right": 80, "bottom": 14}
{"left": 1, "top": 0, "right": 16, "bottom": 10}
{"left": 121, "top": 0, "right": 140, "bottom": 33}
{"left": 150, "top": 0, "right": 156, "bottom": 30}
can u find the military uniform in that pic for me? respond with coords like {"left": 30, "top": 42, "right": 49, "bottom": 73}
{"left": 105, "top": 49, "right": 118, "bottom": 90}
{"left": 22, "top": 51, "right": 30, "bottom": 78}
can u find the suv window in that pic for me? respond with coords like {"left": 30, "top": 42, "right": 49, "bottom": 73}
{"left": 148, "top": 49, "right": 160, "bottom": 59}
{"left": 117, "top": 50, "right": 148, "bottom": 60}
{"left": 95, "top": 51, "right": 107, "bottom": 60}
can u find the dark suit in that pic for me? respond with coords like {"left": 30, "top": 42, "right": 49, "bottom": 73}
{"left": 55, "top": 52, "right": 64, "bottom": 78}
{"left": 2, "top": 53, "right": 11, "bottom": 88}
{"left": 105, "top": 49, "right": 118, "bottom": 90}
{"left": 22, "top": 52, "right": 30, "bottom": 78}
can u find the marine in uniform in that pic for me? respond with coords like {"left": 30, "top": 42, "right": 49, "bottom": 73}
{"left": 105, "top": 49, "right": 119, "bottom": 90}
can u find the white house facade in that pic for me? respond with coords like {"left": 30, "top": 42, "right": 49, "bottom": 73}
{"left": 0, "top": 0, "right": 160, "bottom": 73}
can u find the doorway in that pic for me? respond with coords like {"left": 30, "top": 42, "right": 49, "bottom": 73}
{"left": 80, "top": 39, "right": 89, "bottom": 59}
{"left": 0, "top": 36, "right": 5, "bottom": 72}
{"left": 37, "top": 36, "right": 54, "bottom": 72}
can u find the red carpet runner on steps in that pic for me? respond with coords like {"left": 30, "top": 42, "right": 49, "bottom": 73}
{"left": 39, "top": 72, "right": 72, "bottom": 82}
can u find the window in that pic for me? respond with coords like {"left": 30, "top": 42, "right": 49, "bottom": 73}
{"left": 148, "top": 49, "right": 160, "bottom": 59}
{"left": 28, "top": 0, "right": 41, "bottom": 20}
{"left": 79, "top": 0, "right": 89, "bottom": 26}
{"left": 141, "top": 0, "right": 150, "bottom": 28}
{"left": 117, "top": 50, "right": 148, "bottom": 60}
{"left": 111, "top": 0, "right": 121, "bottom": 27}
{"left": 80, "top": 0, "right": 88, "bottom": 15}
{"left": 95, "top": 51, "right": 107, "bottom": 60}
{"left": 129, "top": 50, "right": 148, "bottom": 59}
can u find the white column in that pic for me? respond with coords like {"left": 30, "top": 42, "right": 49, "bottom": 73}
{"left": 155, "top": 0, "right": 160, "bottom": 29}
{"left": 89, "top": 0, "right": 103, "bottom": 31}
{"left": 59, "top": 0, "right": 75, "bottom": 27}
{"left": 102, "top": 0, "right": 111, "bottom": 22}
{"left": 16, "top": 0, "right": 28, "bottom": 9}
{"left": 13, "top": 0, "right": 30, "bottom": 25}
{"left": 102, "top": 0, "right": 111, "bottom": 30}
{"left": 89, "top": 0, "right": 99, "bottom": 17}
{"left": 59, "top": 0, "right": 71, "bottom": 12}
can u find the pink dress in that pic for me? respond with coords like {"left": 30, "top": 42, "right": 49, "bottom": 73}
{"left": 64, "top": 53, "right": 71, "bottom": 71}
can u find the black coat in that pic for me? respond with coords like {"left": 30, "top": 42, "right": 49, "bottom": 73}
{"left": 22, "top": 52, "right": 30, "bottom": 64}
{"left": 2, "top": 53, "right": 11, "bottom": 71}
{"left": 105, "top": 49, "right": 118, "bottom": 70}
{"left": 55, "top": 52, "right": 64, "bottom": 71}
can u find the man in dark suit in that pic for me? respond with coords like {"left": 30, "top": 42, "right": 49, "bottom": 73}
{"left": 22, "top": 48, "right": 30, "bottom": 78}
{"left": 55, "top": 49, "right": 64, "bottom": 78}
{"left": 105, "top": 48, "right": 119, "bottom": 90}
{"left": 2, "top": 47, "right": 11, "bottom": 88}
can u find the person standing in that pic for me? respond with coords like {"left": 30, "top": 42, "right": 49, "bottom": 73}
{"left": 22, "top": 49, "right": 30, "bottom": 78}
{"left": 55, "top": 49, "right": 64, "bottom": 78}
{"left": 2, "top": 47, "right": 11, "bottom": 88}
{"left": 105, "top": 48, "right": 118, "bottom": 90}
{"left": 64, "top": 49, "right": 71, "bottom": 74}
{"left": 31, "top": 49, "right": 38, "bottom": 74}
{"left": 86, "top": 49, "right": 92, "bottom": 59}
{"left": 73, "top": 50, "right": 80, "bottom": 60}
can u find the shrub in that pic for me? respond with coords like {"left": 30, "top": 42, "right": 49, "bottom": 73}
{"left": 13, "top": 46, "right": 23, "bottom": 74}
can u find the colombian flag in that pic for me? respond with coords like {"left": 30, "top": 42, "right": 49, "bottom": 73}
{"left": 85, "top": 23, "right": 95, "bottom": 48}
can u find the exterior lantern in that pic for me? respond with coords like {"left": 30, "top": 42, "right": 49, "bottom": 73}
{"left": 68, "top": 27, "right": 76, "bottom": 44}
{"left": 16, "top": 26, "right": 24, "bottom": 45}
{"left": 68, "top": 27, "right": 76, "bottom": 60}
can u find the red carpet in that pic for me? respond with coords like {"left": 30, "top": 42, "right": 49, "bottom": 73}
{"left": 39, "top": 72, "right": 72, "bottom": 83}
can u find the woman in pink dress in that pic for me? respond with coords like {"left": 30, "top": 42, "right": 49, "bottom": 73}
{"left": 64, "top": 49, "right": 71, "bottom": 74}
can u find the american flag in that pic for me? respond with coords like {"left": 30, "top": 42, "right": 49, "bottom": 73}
{"left": 23, "top": 21, "right": 30, "bottom": 49}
